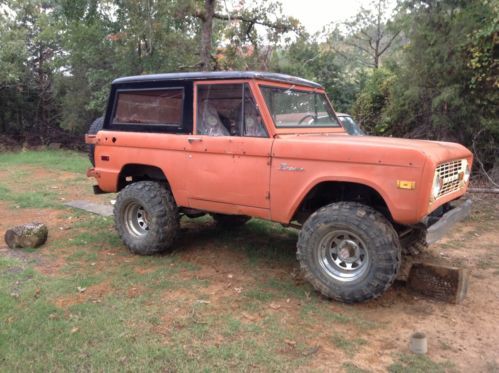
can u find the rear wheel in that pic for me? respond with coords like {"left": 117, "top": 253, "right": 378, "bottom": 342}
{"left": 212, "top": 214, "right": 250, "bottom": 228}
{"left": 297, "top": 202, "right": 401, "bottom": 303}
{"left": 114, "top": 181, "right": 179, "bottom": 255}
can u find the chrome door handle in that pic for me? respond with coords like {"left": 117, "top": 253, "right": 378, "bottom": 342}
{"left": 187, "top": 137, "right": 203, "bottom": 143}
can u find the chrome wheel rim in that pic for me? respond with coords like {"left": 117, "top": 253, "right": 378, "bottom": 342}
{"left": 124, "top": 201, "right": 150, "bottom": 237}
{"left": 317, "top": 230, "right": 369, "bottom": 282}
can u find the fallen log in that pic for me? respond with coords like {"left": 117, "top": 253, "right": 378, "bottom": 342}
{"left": 4, "top": 222, "right": 48, "bottom": 249}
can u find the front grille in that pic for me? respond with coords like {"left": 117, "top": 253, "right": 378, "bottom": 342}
{"left": 436, "top": 159, "right": 464, "bottom": 198}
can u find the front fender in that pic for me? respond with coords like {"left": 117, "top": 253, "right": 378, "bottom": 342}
{"left": 269, "top": 157, "right": 429, "bottom": 225}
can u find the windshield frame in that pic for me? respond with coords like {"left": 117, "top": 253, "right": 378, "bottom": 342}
{"left": 258, "top": 84, "right": 341, "bottom": 130}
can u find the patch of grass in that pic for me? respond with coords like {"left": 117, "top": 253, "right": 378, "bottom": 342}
{"left": 244, "top": 288, "right": 276, "bottom": 302}
{"left": 477, "top": 256, "right": 499, "bottom": 271}
{"left": 342, "top": 362, "right": 371, "bottom": 373}
{"left": 0, "top": 149, "right": 89, "bottom": 173}
{"left": 388, "top": 353, "right": 456, "bottom": 373}
{"left": 265, "top": 277, "right": 312, "bottom": 299}
{"left": 72, "top": 215, "right": 113, "bottom": 230}
{"left": 331, "top": 333, "right": 367, "bottom": 356}
{"left": 67, "top": 250, "right": 98, "bottom": 263}
{"left": 70, "top": 230, "right": 122, "bottom": 248}
{"left": 300, "top": 303, "right": 379, "bottom": 331}
{"left": 0, "top": 182, "right": 59, "bottom": 208}
{"left": 485, "top": 361, "right": 499, "bottom": 373}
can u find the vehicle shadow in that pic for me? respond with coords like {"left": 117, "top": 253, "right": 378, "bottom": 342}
{"left": 173, "top": 216, "right": 299, "bottom": 267}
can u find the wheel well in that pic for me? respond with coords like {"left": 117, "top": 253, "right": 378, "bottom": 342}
{"left": 117, "top": 164, "right": 168, "bottom": 191}
{"left": 293, "top": 181, "right": 392, "bottom": 223}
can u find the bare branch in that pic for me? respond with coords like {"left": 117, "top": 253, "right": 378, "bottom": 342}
{"left": 212, "top": 13, "right": 294, "bottom": 32}
{"left": 344, "top": 39, "right": 372, "bottom": 56}
{"left": 359, "top": 30, "right": 375, "bottom": 51}
{"left": 378, "top": 30, "right": 401, "bottom": 56}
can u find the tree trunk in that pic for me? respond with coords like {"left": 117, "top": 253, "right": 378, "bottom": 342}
{"left": 200, "top": 0, "right": 216, "bottom": 71}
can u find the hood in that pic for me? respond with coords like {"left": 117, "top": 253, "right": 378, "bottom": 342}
{"left": 273, "top": 134, "right": 472, "bottom": 168}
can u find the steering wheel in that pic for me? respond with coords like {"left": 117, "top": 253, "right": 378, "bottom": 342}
{"left": 297, "top": 114, "right": 317, "bottom": 125}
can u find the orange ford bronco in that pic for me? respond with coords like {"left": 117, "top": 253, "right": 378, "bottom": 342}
{"left": 86, "top": 71, "right": 472, "bottom": 303}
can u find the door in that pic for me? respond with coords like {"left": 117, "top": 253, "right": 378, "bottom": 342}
{"left": 186, "top": 81, "right": 272, "bottom": 216}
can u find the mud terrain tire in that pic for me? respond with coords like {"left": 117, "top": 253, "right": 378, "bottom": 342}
{"left": 212, "top": 214, "right": 250, "bottom": 228}
{"left": 88, "top": 116, "right": 104, "bottom": 166}
{"left": 297, "top": 202, "right": 401, "bottom": 303}
{"left": 114, "top": 181, "right": 179, "bottom": 255}
{"left": 400, "top": 228, "right": 428, "bottom": 256}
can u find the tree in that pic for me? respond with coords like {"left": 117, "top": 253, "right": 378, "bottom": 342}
{"left": 351, "top": 67, "right": 394, "bottom": 134}
{"left": 271, "top": 33, "right": 359, "bottom": 112}
{"left": 344, "top": 0, "right": 400, "bottom": 69}
{"left": 379, "top": 0, "right": 498, "bottom": 171}
{"left": 193, "top": 0, "right": 299, "bottom": 70}
{"left": 0, "top": 0, "right": 60, "bottom": 139}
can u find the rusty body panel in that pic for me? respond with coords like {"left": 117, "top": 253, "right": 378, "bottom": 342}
{"left": 87, "top": 73, "right": 472, "bottom": 226}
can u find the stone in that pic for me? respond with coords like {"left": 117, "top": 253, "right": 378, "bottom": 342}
{"left": 4, "top": 222, "right": 48, "bottom": 249}
{"left": 64, "top": 200, "right": 113, "bottom": 217}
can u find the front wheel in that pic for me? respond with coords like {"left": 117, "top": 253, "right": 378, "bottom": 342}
{"left": 297, "top": 202, "right": 401, "bottom": 303}
{"left": 114, "top": 181, "right": 179, "bottom": 255}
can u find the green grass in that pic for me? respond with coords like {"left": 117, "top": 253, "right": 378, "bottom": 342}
{"left": 0, "top": 149, "right": 90, "bottom": 173}
{"left": 1, "top": 150, "right": 495, "bottom": 371}
{"left": 342, "top": 362, "right": 371, "bottom": 373}
{"left": 0, "top": 149, "right": 90, "bottom": 208}
{"left": 0, "top": 252, "right": 309, "bottom": 371}
{"left": 388, "top": 354, "right": 456, "bottom": 373}
{"left": 0, "top": 182, "right": 60, "bottom": 208}
{"left": 331, "top": 333, "right": 367, "bottom": 356}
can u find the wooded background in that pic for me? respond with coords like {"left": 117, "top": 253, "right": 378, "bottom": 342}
{"left": 0, "top": 0, "right": 497, "bottom": 174}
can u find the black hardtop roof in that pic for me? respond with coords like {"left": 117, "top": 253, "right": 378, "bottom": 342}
{"left": 112, "top": 71, "right": 322, "bottom": 89}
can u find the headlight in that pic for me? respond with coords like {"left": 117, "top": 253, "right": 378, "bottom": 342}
{"left": 463, "top": 161, "right": 471, "bottom": 183}
{"left": 432, "top": 173, "right": 442, "bottom": 199}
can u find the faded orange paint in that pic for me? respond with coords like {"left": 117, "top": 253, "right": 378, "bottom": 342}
{"left": 87, "top": 78, "right": 472, "bottom": 226}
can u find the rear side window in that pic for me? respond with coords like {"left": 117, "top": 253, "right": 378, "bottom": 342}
{"left": 112, "top": 88, "right": 183, "bottom": 126}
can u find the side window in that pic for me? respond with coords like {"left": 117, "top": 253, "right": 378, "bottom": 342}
{"left": 113, "top": 88, "right": 183, "bottom": 126}
{"left": 196, "top": 83, "right": 267, "bottom": 138}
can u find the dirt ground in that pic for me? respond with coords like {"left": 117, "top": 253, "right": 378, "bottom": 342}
{"left": 1, "top": 164, "right": 498, "bottom": 371}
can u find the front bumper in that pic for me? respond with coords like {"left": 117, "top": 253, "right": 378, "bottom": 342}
{"left": 425, "top": 198, "right": 472, "bottom": 244}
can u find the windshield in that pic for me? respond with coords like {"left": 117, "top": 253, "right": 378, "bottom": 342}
{"left": 260, "top": 86, "right": 340, "bottom": 128}
{"left": 338, "top": 116, "right": 365, "bottom": 136}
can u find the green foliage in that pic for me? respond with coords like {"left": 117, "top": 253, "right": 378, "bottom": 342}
{"left": 388, "top": 1, "right": 497, "bottom": 143}
{"left": 0, "top": 0, "right": 296, "bottom": 136}
{"left": 352, "top": 67, "right": 395, "bottom": 134}
{"left": 349, "top": 0, "right": 498, "bottom": 169}
{"left": 271, "top": 33, "right": 359, "bottom": 112}
{"left": 0, "top": 0, "right": 496, "bottom": 169}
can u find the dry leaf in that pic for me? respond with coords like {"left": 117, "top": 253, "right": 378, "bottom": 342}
{"left": 284, "top": 339, "right": 297, "bottom": 346}
{"left": 71, "top": 327, "right": 79, "bottom": 334}
{"left": 269, "top": 303, "right": 281, "bottom": 310}
{"left": 242, "top": 312, "right": 256, "bottom": 321}
{"left": 195, "top": 300, "right": 210, "bottom": 304}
